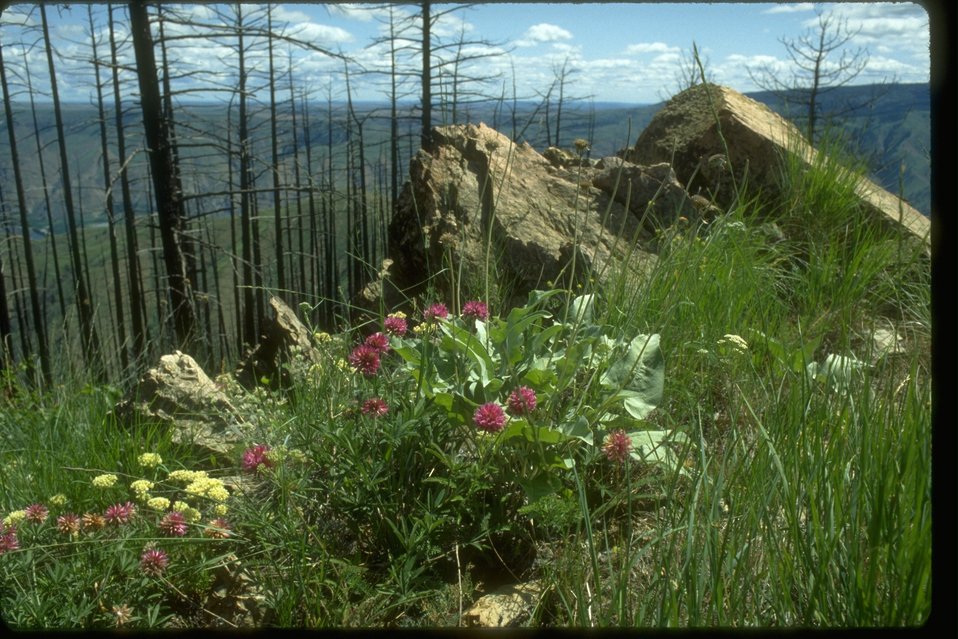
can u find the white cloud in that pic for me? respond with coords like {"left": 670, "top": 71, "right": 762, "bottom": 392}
{"left": 515, "top": 23, "right": 573, "bottom": 47}
{"left": 551, "top": 42, "right": 582, "bottom": 55}
{"left": 272, "top": 6, "right": 312, "bottom": 25}
{"left": 326, "top": 3, "right": 393, "bottom": 23}
{"left": 431, "top": 13, "right": 475, "bottom": 39}
{"left": 0, "top": 6, "right": 38, "bottom": 27}
{"left": 762, "top": 3, "right": 817, "bottom": 15}
{"left": 289, "top": 22, "right": 354, "bottom": 45}
{"left": 625, "top": 42, "right": 679, "bottom": 55}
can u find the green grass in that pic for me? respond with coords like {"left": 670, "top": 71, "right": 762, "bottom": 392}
{"left": 0, "top": 121, "right": 932, "bottom": 629}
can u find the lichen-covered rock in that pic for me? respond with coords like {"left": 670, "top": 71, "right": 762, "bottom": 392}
{"left": 358, "top": 122, "right": 662, "bottom": 314}
{"left": 462, "top": 580, "right": 544, "bottom": 627}
{"left": 628, "top": 83, "right": 929, "bottom": 246}
{"left": 592, "top": 157, "right": 696, "bottom": 226}
{"left": 115, "top": 351, "right": 246, "bottom": 460}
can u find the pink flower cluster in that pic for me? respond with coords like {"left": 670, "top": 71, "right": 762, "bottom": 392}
{"left": 348, "top": 344, "right": 381, "bottom": 377}
{"left": 473, "top": 402, "right": 507, "bottom": 433}
{"left": 602, "top": 429, "right": 631, "bottom": 464}
{"left": 507, "top": 386, "right": 537, "bottom": 416}
{"left": 384, "top": 314, "right": 408, "bottom": 336}
{"left": 361, "top": 397, "right": 389, "bottom": 417}
{"left": 364, "top": 332, "right": 390, "bottom": 353}
{"left": 104, "top": 501, "right": 136, "bottom": 526}
{"left": 462, "top": 300, "right": 490, "bottom": 321}
{"left": 423, "top": 303, "right": 449, "bottom": 323}
{"left": 242, "top": 444, "right": 273, "bottom": 473}
{"left": 0, "top": 527, "right": 18, "bottom": 556}
{"left": 159, "top": 511, "right": 189, "bottom": 537}
{"left": 24, "top": 503, "right": 49, "bottom": 524}
{"left": 57, "top": 513, "right": 81, "bottom": 535}
{"left": 140, "top": 547, "right": 169, "bottom": 576}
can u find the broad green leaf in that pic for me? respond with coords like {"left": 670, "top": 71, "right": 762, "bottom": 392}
{"left": 601, "top": 333, "right": 664, "bottom": 418}
{"left": 567, "top": 293, "right": 595, "bottom": 325}
{"left": 433, "top": 392, "right": 471, "bottom": 427}
{"left": 522, "top": 366, "right": 558, "bottom": 389}
{"left": 628, "top": 429, "right": 674, "bottom": 466}
{"left": 806, "top": 353, "right": 867, "bottom": 392}
{"left": 559, "top": 416, "right": 593, "bottom": 444}
{"left": 500, "top": 419, "right": 567, "bottom": 444}
{"left": 518, "top": 474, "right": 564, "bottom": 504}
{"left": 530, "top": 323, "right": 565, "bottom": 357}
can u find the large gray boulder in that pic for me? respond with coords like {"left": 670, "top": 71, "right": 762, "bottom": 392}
{"left": 115, "top": 351, "right": 247, "bottom": 460}
{"left": 627, "top": 83, "right": 930, "bottom": 247}
{"left": 359, "top": 123, "right": 672, "bottom": 313}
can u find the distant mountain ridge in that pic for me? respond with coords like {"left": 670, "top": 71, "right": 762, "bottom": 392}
{"left": 0, "top": 82, "right": 930, "bottom": 237}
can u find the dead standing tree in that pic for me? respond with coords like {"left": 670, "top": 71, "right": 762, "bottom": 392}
{"left": 748, "top": 8, "right": 874, "bottom": 144}
{"left": 128, "top": 0, "right": 197, "bottom": 351}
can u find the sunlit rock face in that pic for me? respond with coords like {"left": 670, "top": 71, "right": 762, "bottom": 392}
{"left": 628, "top": 83, "right": 928, "bottom": 245}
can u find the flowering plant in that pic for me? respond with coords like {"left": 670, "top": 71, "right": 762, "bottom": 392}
{"left": 389, "top": 289, "right": 686, "bottom": 502}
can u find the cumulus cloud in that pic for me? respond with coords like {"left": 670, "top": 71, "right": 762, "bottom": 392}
{"left": 831, "top": 3, "right": 929, "bottom": 60}
{"left": 515, "top": 23, "right": 573, "bottom": 47}
{"left": 289, "top": 22, "right": 354, "bottom": 45}
{"left": 762, "top": 3, "right": 817, "bottom": 14}
{"left": 625, "top": 42, "right": 679, "bottom": 55}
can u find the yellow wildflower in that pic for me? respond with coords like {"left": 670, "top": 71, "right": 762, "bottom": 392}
{"left": 49, "top": 494, "right": 68, "bottom": 507}
{"left": 92, "top": 474, "right": 118, "bottom": 488}
{"left": 130, "top": 479, "right": 154, "bottom": 495}
{"left": 168, "top": 469, "right": 208, "bottom": 483}
{"left": 3, "top": 510, "right": 26, "bottom": 526}
{"left": 138, "top": 453, "right": 163, "bottom": 468}
{"left": 207, "top": 485, "right": 230, "bottom": 502}
{"left": 147, "top": 497, "right": 171, "bottom": 511}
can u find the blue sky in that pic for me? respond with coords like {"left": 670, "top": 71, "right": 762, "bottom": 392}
{"left": 0, "top": 2, "right": 932, "bottom": 105}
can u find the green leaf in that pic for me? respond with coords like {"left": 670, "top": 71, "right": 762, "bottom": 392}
{"left": 567, "top": 293, "right": 595, "bottom": 325}
{"left": 601, "top": 333, "right": 664, "bottom": 418}
{"left": 500, "top": 419, "right": 567, "bottom": 444}
{"left": 559, "top": 416, "right": 593, "bottom": 445}
{"left": 433, "top": 392, "right": 471, "bottom": 427}
{"left": 530, "top": 323, "right": 565, "bottom": 357}
{"left": 523, "top": 366, "right": 558, "bottom": 389}
{"left": 518, "top": 474, "right": 564, "bottom": 504}
{"left": 628, "top": 429, "right": 675, "bottom": 467}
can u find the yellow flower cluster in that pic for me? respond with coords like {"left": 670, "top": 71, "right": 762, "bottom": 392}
{"left": 92, "top": 474, "right": 118, "bottom": 488}
{"left": 147, "top": 497, "right": 171, "bottom": 511}
{"left": 130, "top": 479, "right": 154, "bottom": 501}
{"left": 49, "top": 494, "right": 68, "bottom": 507}
{"left": 313, "top": 331, "right": 333, "bottom": 343}
{"left": 413, "top": 322, "right": 437, "bottom": 336}
{"left": 138, "top": 452, "right": 163, "bottom": 468}
{"left": 3, "top": 510, "right": 26, "bottom": 526}
{"left": 167, "top": 469, "right": 208, "bottom": 483}
{"left": 388, "top": 311, "right": 407, "bottom": 319}
{"left": 172, "top": 500, "right": 202, "bottom": 522}
{"left": 184, "top": 476, "right": 230, "bottom": 502}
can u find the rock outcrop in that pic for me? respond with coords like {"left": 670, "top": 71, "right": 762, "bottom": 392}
{"left": 114, "top": 351, "right": 247, "bottom": 460}
{"left": 627, "top": 83, "right": 930, "bottom": 247}
{"left": 359, "top": 123, "right": 683, "bottom": 313}
{"left": 462, "top": 580, "right": 544, "bottom": 627}
{"left": 235, "top": 296, "right": 322, "bottom": 391}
